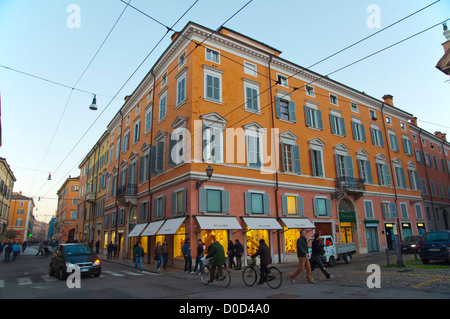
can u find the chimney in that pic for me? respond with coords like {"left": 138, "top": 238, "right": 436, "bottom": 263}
{"left": 434, "top": 131, "right": 447, "bottom": 141}
{"left": 410, "top": 117, "right": 417, "bottom": 126}
{"left": 382, "top": 94, "right": 394, "bottom": 106}
{"left": 124, "top": 95, "right": 131, "bottom": 102}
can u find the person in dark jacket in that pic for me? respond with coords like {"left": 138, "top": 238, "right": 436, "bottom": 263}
{"left": 227, "top": 240, "right": 235, "bottom": 269}
{"left": 310, "top": 233, "right": 334, "bottom": 280}
{"left": 251, "top": 239, "right": 272, "bottom": 284}
{"left": 206, "top": 239, "right": 226, "bottom": 283}
{"left": 181, "top": 239, "right": 192, "bottom": 273}
{"left": 290, "top": 230, "right": 314, "bottom": 284}
{"left": 133, "top": 242, "right": 145, "bottom": 272}
{"left": 107, "top": 241, "right": 114, "bottom": 260}
{"left": 234, "top": 239, "right": 244, "bottom": 270}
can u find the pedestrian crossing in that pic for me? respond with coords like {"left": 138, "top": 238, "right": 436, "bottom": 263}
{"left": 0, "top": 269, "right": 160, "bottom": 289}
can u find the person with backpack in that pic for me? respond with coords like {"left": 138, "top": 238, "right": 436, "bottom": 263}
{"left": 310, "top": 233, "right": 334, "bottom": 280}
{"left": 234, "top": 239, "right": 244, "bottom": 270}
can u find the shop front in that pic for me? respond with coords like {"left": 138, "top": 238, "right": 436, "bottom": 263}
{"left": 339, "top": 211, "right": 356, "bottom": 244}
{"left": 281, "top": 217, "right": 315, "bottom": 262}
{"left": 364, "top": 220, "right": 379, "bottom": 253}
{"left": 417, "top": 222, "right": 426, "bottom": 236}
{"left": 127, "top": 223, "right": 149, "bottom": 259}
{"left": 155, "top": 217, "right": 186, "bottom": 268}
{"left": 140, "top": 219, "right": 165, "bottom": 264}
{"left": 242, "top": 217, "right": 282, "bottom": 264}
{"left": 195, "top": 216, "right": 242, "bottom": 255}
{"left": 401, "top": 222, "right": 412, "bottom": 239}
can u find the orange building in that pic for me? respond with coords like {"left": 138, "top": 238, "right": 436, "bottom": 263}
{"left": 54, "top": 176, "right": 80, "bottom": 242}
{"left": 82, "top": 22, "right": 430, "bottom": 267}
{"left": 9, "top": 192, "right": 34, "bottom": 242}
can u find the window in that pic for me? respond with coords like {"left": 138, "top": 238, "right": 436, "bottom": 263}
{"left": 424, "top": 152, "right": 432, "bottom": 167}
{"left": 388, "top": 133, "right": 399, "bottom": 152}
{"left": 177, "top": 75, "right": 186, "bottom": 106}
{"left": 402, "top": 137, "right": 413, "bottom": 155}
{"left": 244, "top": 61, "right": 257, "bottom": 77}
{"left": 245, "top": 192, "right": 270, "bottom": 215}
{"left": 245, "top": 84, "right": 259, "bottom": 112}
{"left": 304, "top": 105, "right": 323, "bottom": 129}
{"left": 154, "top": 196, "right": 165, "bottom": 218}
{"left": 247, "top": 134, "right": 262, "bottom": 168}
{"left": 203, "top": 126, "right": 223, "bottom": 163}
{"left": 329, "top": 94, "right": 338, "bottom": 106}
{"left": 281, "top": 195, "right": 303, "bottom": 216}
{"left": 370, "top": 127, "right": 384, "bottom": 147}
{"left": 147, "top": 90, "right": 153, "bottom": 103}
{"left": 313, "top": 197, "right": 332, "bottom": 217}
{"left": 311, "top": 149, "right": 324, "bottom": 177}
{"left": 133, "top": 120, "right": 140, "bottom": 144}
{"left": 150, "top": 140, "right": 165, "bottom": 175}
{"left": 159, "top": 92, "right": 167, "bottom": 122}
{"left": 199, "top": 188, "right": 230, "bottom": 213}
{"left": 400, "top": 203, "right": 408, "bottom": 219}
{"left": 351, "top": 121, "right": 366, "bottom": 142}
{"left": 430, "top": 181, "right": 437, "bottom": 197}
{"left": 377, "top": 163, "right": 392, "bottom": 186}
{"left": 139, "top": 201, "right": 148, "bottom": 222}
{"left": 16, "top": 219, "right": 23, "bottom": 227}
{"left": 178, "top": 51, "right": 186, "bottom": 68}
{"left": 305, "top": 85, "right": 315, "bottom": 97}
{"left": 145, "top": 107, "right": 152, "bottom": 134}
{"left": 385, "top": 116, "right": 392, "bottom": 125}
{"left": 415, "top": 204, "right": 423, "bottom": 220}
{"left": 206, "top": 48, "right": 220, "bottom": 63}
{"left": 277, "top": 74, "right": 288, "bottom": 87}
{"left": 438, "top": 183, "right": 444, "bottom": 198}
{"left": 205, "top": 72, "right": 221, "bottom": 102}
{"left": 72, "top": 198, "right": 78, "bottom": 205}
{"left": 421, "top": 178, "right": 428, "bottom": 195}
{"left": 408, "top": 169, "right": 420, "bottom": 191}
{"left": 329, "top": 114, "right": 346, "bottom": 136}
{"left": 281, "top": 143, "right": 301, "bottom": 174}
{"left": 394, "top": 166, "right": 407, "bottom": 188}
{"left": 446, "top": 184, "right": 450, "bottom": 199}
{"left": 364, "top": 200, "right": 374, "bottom": 218}
{"left": 17, "top": 209, "right": 24, "bottom": 214}
{"left": 415, "top": 149, "right": 423, "bottom": 164}
{"left": 440, "top": 158, "right": 446, "bottom": 172}
{"left": 400, "top": 121, "right": 406, "bottom": 130}
{"left": 138, "top": 154, "right": 149, "bottom": 183}
{"left": 276, "top": 97, "right": 296, "bottom": 122}
{"left": 381, "top": 202, "right": 397, "bottom": 219}
{"left": 350, "top": 102, "right": 358, "bottom": 113}
{"left": 171, "top": 189, "right": 186, "bottom": 215}
{"left": 369, "top": 109, "right": 377, "bottom": 120}
{"left": 135, "top": 103, "right": 140, "bottom": 115}
{"left": 358, "top": 160, "right": 373, "bottom": 184}
{"left": 433, "top": 155, "right": 439, "bottom": 170}
{"left": 71, "top": 210, "right": 77, "bottom": 220}
{"left": 160, "top": 71, "right": 167, "bottom": 87}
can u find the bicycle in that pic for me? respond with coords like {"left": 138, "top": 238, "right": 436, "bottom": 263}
{"left": 200, "top": 257, "right": 231, "bottom": 288}
{"left": 242, "top": 257, "right": 282, "bottom": 289}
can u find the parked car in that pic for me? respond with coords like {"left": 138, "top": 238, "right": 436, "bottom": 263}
{"left": 417, "top": 230, "right": 450, "bottom": 264}
{"left": 49, "top": 243, "right": 101, "bottom": 280}
{"left": 400, "top": 235, "right": 420, "bottom": 254}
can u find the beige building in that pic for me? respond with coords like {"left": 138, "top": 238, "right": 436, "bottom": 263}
{"left": 0, "top": 157, "right": 16, "bottom": 242}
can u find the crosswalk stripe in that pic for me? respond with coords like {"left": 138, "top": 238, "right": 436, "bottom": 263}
{"left": 121, "top": 271, "right": 143, "bottom": 276}
{"left": 17, "top": 277, "right": 32, "bottom": 286}
{"left": 102, "top": 271, "right": 125, "bottom": 277}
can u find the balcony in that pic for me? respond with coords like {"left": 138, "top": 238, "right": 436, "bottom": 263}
{"left": 117, "top": 183, "right": 137, "bottom": 206}
{"left": 333, "top": 177, "right": 366, "bottom": 200}
{"left": 85, "top": 191, "right": 96, "bottom": 204}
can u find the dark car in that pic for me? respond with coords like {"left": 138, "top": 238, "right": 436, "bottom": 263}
{"left": 417, "top": 231, "right": 450, "bottom": 264}
{"left": 400, "top": 235, "right": 420, "bottom": 254}
{"left": 49, "top": 244, "right": 101, "bottom": 280}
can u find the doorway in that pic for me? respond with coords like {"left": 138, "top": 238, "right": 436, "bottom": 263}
{"left": 365, "top": 227, "right": 379, "bottom": 252}
{"left": 384, "top": 224, "right": 394, "bottom": 250}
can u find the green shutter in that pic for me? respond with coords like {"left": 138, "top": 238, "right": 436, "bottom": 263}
{"left": 297, "top": 196, "right": 304, "bottom": 216}
{"left": 263, "top": 194, "right": 271, "bottom": 215}
{"left": 199, "top": 188, "right": 207, "bottom": 213}
{"left": 168, "top": 134, "right": 176, "bottom": 166}
{"left": 288, "top": 101, "right": 296, "bottom": 123}
{"left": 292, "top": 145, "right": 301, "bottom": 174}
{"left": 330, "top": 114, "right": 336, "bottom": 134}
{"left": 281, "top": 195, "right": 288, "bottom": 216}
{"left": 275, "top": 97, "right": 281, "bottom": 118}
{"left": 150, "top": 146, "right": 157, "bottom": 175}
{"left": 325, "top": 198, "right": 332, "bottom": 217}
{"left": 244, "top": 192, "right": 252, "bottom": 214}
{"left": 221, "top": 190, "right": 230, "bottom": 214}
{"left": 171, "top": 192, "right": 176, "bottom": 215}
{"left": 304, "top": 106, "right": 311, "bottom": 127}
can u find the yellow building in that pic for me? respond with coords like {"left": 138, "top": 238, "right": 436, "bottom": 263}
{"left": 9, "top": 192, "right": 35, "bottom": 242}
{"left": 0, "top": 157, "right": 16, "bottom": 242}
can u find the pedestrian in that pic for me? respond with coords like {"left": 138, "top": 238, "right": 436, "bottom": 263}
{"left": 36, "top": 242, "right": 44, "bottom": 257}
{"left": 107, "top": 241, "right": 114, "bottom": 260}
{"left": 113, "top": 243, "right": 118, "bottom": 258}
{"left": 0, "top": 242, "right": 3, "bottom": 255}
{"left": 161, "top": 239, "right": 169, "bottom": 270}
{"left": 310, "top": 233, "right": 334, "bottom": 280}
{"left": 290, "top": 230, "right": 315, "bottom": 284}
{"left": 205, "top": 238, "right": 226, "bottom": 283}
{"left": 182, "top": 239, "right": 192, "bottom": 273}
{"left": 192, "top": 239, "right": 205, "bottom": 275}
{"left": 12, "top": 242, "right": 20, "bottom": 261}
{"left": 133, "top": 242, "right": 145, "bottom": 272}
{"left": 4, "top": 242, "right": 12, "bottom": 262}
{"left": 234, "top": 239, "right": 244, "bottom": 270}
{"left": 251, "top": 239, "right": 272, "bottom": 285}
{"left": 154, "top": 242, "right": 162, "bottom": 272}
{"left": 95, "top": 239, "right": 100, "bottom": 254}
{"left": 22, "top": 241, "right": 27, "bottom": 253}
{"left": 227, "top": 240, "right": 236, "bottom": 269}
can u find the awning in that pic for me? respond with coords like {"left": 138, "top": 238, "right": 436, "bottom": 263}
{"left": 156, "top": 217, "right": 186, "bottom": 235}
{"left": 127, "top": 223, "right": 148, "bottom": 237}
{"left": 242, "top": 217, "right": 282, "bottom": 230}
{"left": 196, "top": 216, "right": 242, "bottom": 230}
{"left": 140, "top": 220, "right": 165, "bottom": 236}
{"left": 281, "top": 218, "right": 315, "bottom": 229}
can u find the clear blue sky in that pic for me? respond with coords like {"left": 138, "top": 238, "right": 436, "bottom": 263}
{"left": 0, "top": 0, "right": 449, "bottom": 222}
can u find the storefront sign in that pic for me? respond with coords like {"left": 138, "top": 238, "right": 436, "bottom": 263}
{"left": 156, "top": 217, "right": 186, "bottom": 235}
{"left": 196, "top": 216, "right": 242, "bottom": 230}
{"left": 140, "top": 220, "right": 165, "bottom": 236}
{"left": 339, "top": 212, "right": 356, "bottom": 223}
{"left": 242, "top": 217, "right": 282, "bottom": 230}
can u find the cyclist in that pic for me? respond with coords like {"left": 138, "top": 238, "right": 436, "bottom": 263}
{"left": 251, "top": 239, "right": 272, "bottom": 285}
{"left": 205, "top": 238, "right": 226, "bottom": 283}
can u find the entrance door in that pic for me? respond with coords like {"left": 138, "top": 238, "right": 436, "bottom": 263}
{"left": 385, "top": 224, "right": 394, "bottom": 250}
{"left": 365, "top": 227, "right": 378, "bottom": 252}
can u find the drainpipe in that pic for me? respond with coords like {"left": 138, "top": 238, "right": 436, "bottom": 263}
{"left": 115, "top": 109, "right": 124, "bottom": 257}
{"left": 267, "top": 54, "right": 282, "bottom": 264}
{"left": 380, "top": 102, "right": 404, "bottom": 267}
{"left": 418, "top": 128, "right": 438, "bottom": 230}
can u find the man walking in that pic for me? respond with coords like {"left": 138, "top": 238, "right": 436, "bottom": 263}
{"left": 192, "top": 239, "right": 205, "bottom": 275}
{"left": 251, "top": 239, "right": 272, "bottom": 285}
{"left": 133, "top": 242, "right": 145, "bottom": 272}
{"left": 310, "top": 233, "right": 334, "bottom": 280}
{"left": 182, "top": 239, "right": 192, "bottom": 273}
{"left": 290, "top": 230, "right": 315, "bottom": 284}
{"left": 234, "top": 239, "right": 244, "bottom": 270}
{"left": 107, "top": 241, "right": 114, "bottom": 260}
{"left": 12, "top": 242, "right": 20, "bottom": 261}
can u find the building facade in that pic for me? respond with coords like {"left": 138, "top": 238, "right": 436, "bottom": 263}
{"left": 54, "top": 176, "right": 80, "bottom": 242}
{"left": 0, "top": 157, "right": 16, "bottom": 242}
{"left": 76, "top": 22, "right": 433, "bottom": 267}
{"left": 9, "top": 192, "right": 35, "bottom": 241}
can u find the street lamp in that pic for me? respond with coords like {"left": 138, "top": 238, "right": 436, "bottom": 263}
{"left": 89, "top": 95, "right": 98, "bottom": 111}
{"left": 196, "top": 165, "right": 213, "bottom": 189}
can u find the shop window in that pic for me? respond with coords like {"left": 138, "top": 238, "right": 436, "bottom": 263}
{"left": 200, "top": 229, "right": 229, "bottom": 257}
{"left": 246, "top": 228, "right": 269, "bottom": 256}
{"left": 284, "top": 227, "right": 301, "bottom": 254}
{"left": 173, "top": 223, "right": 186, "bottom": 259}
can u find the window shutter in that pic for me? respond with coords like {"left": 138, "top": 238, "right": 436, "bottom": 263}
{"left": 360, "top": 124, "right": 366, "bottom": 142}
{"left": 313, "top": 198, "right": 319, "bottom": 217}
{"left": 171, "top": 192, "right": 177, "bottom": 215}
{"left": 329, "top": 114, "right": 336, "bottom": 134}
{"left": 413, "top": 171, "right": 420, "bottom": 191}
{"left": 221, "top": 190, "right": 230, "bottom": 214}
{"left": 181, "top": 189, "right": 187, "bottom": 214}
{"left": 364, "top": 160, "right": 373, "bottom": 184}
{"left": 292, "top": 145, "right": 301, "bottom": 174}
{"left": 383, "top": 164, "right": 392, "bottom": 185}
{"left": 390, "top": 203, "right": 397, "bottom": 218}
{"left": 345, "top": 156, "right": 354, "bottom": 178}
{"left": 275, "top": 97, "right": 281, "bottom": 119}
{"left": 244, "top": 192, "right": 252, "bottom": 214}
{"left": 156, "top": 141, "right": 165, "bottom": 172}
{"left": 281, "top": 195, "right": 288, "bottom": 215}
{"left": 325, "top": 198, "right": 332, "bottom": 217}
{"left": 150, "top": 146, "right": 157, "bottom": 175}
{"left": 280, "top": 142, "right": 286, "bottom": 172}
{"left": 297, "top": 196, "right": 304, "bottom": 216}
{"left": 377, "top": 130, "right": 384, "bottom": 147}
{"left": 351, "top": 122, "right": 357, "bottom": 140}
{"left": 288, "top": 101, "right": 296, "bottom": 123}
{"left": 339, "top": 118, "right": 346, "bottom": 136}
{"left": 263, "top": 194, "right": 271, "bottom": 215}
{"left": 381, "top": 204, "right": 387, "bottom": 219}
{"left": 335, "top": 154, "right": 341, "bottom": 177}
{"left": 199, "top": 188, "right": 207, "bottom": 213}
{"left": 304, "top": 106, "right": 311, "bottom": 127}
{"left": 161, "top": 196, "right": 166, "bottom": 218}
{"left": 153, "top": 198, "right": 158, "bottom": 218}
{"left": 317, "top": 109, "right": 323, "bottom": 130}
{"left": 168, "top": 134, "right": 177, "bottom": 166}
